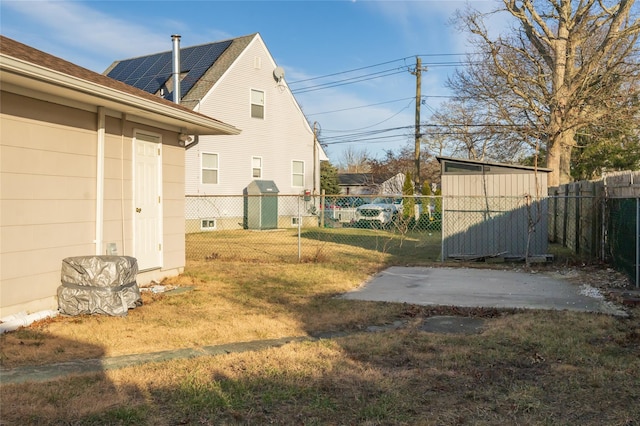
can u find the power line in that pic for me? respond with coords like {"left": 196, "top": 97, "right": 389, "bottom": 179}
{"left": 320, "top": 122, "right": 533, "bottom": 145}
{"left": 291, "top": 69, "right": 408, "bottom": 94}
{"left": 288, "top": 56, "right": 414, "bottom": 85}
{"left": 305, "top": 97, "right": 416, "bottom": 116}
{"left": 288, "top": 53, "right": 470, "bottom": 85}
{"left": 320, "top": 100, "right": 414, "bottom": 132}
{"left": 305, "top": 95, "right": 465, "bottom": 118}
{"left": 289, "top": 55, "right": 473, "bottom": 94}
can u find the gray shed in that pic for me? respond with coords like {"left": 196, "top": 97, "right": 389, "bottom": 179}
{"left": 244, "top": 180, "right": 279, "bottom": 230}
{"left": 437, "top": 157, "right": 551, "bottom": 260}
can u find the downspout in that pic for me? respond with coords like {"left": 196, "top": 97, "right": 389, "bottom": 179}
{"left": 95, "top": 106, "right": 106, "bottom": 255}
{"left": 120, "top": 114, "right": 127, "bottom": 254}
{"left": 172, "top": 34, "right": 181, "bottom": 104}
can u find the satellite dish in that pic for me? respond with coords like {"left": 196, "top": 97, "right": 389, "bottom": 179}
{"left": 273, "top": 66, "right": 285, "bottom": 82}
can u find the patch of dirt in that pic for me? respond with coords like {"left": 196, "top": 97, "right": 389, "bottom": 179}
{"left": 544, "top": 265, "right": 632, "bottom": 290}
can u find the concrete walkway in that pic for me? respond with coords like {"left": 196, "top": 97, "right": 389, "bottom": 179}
{"left": 0, "top": 336, "right": 316, "bottom": 385}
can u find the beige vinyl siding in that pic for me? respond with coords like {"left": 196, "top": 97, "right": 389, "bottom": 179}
{"left": 1, "top": 94, "right": 97, "bottom": 314}
{"left": 191, "top": 35, "right": 314, "bottom": 196}
{"left": 102, "top": 117, "right": 133, "bottom": 256}
{"left": 162, "top": 144, "right": 186, "bottom": 271}
{"left": 1, "top": 91, "right": 187, "bottom": 316}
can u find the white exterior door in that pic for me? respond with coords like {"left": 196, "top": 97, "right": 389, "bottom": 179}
{"left": 134, "top": 133, "right": 162, "bottom": 271}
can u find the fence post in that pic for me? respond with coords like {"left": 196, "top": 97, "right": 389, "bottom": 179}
{"left": 575, "top": 184, "right": 581, "bottom": 254}
{"left": 552, "top": 189, "right": 558, "bottom": 243}
{"left": 563, "top": 191, "right": 569, "bottom": 247}
{"left": 320, "top": 190, "right": 325, "bottom": 228}
{"left": 297, "top": 195, "right": 301, "bottom": 261}
{"left": 636, "top": 198, "right": 639, "bottom": 288}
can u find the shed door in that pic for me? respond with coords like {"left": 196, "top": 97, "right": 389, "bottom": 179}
{"left": 134, "top": 133, "right": 162, "bottom": 271}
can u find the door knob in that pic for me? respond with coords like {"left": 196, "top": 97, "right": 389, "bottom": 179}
{"left": 136, "top": 208, "right": 142, "bottom": 213}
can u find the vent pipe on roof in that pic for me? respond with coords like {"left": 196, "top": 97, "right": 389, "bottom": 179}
{"left": 171, "top": 34, "right": 181, "bottom": 104}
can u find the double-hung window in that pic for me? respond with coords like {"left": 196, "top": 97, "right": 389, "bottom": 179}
{"left": 252, "top": 156, "right": 262, "bottom": 178}
{"left": 292, "top": 160, "right": 304, "bottom": 187}
{"left": 251, "top": 89, "right": 264, "bottom": 119}
{"left": 202, "top": 153, "right": 219, "bottom": 184}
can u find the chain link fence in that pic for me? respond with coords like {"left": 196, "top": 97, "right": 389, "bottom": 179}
{"left": 547, "top": 195, "right": 602, "bottom": 257}
{"left": 548, "top": 176, "right": 640, "bottom": 287}
{"left": 186, "top": 194, "right": 443, "bottom": 263}
{"left": 186, "top": 194, "right": 551, "bottom": 264}
{"left": 186, "top": 192, "right": 638, "bottom": 286}
{"left": 442, "top": 195, "right": 548, "bottom": 260}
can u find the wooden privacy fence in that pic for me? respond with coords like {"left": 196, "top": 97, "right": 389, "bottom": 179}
{"left": 548, "top": 171, "right": 640, "bottom": 287}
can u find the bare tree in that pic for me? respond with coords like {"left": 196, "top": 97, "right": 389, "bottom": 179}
{"left": 338, "top": 146, "right": 371, "bottom": 173}
{"left": 368, "top": 146, "right": 440, "bottom": 190}
{"left": 449, "top": 0, "right": 640, "bottom": 186}
{"left": 429, "top": 100, "right": 530, "bottom": 162}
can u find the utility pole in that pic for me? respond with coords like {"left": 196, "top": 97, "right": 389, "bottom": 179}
{"left": 410, "top": 56, "right": 427, "bottom": 193}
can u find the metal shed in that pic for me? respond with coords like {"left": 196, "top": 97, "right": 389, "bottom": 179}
{"left": 244, "top": 180, "right": 279, "bottom": 230}
{"left": 437, "top": 157, "right": 551, "bottom": 260}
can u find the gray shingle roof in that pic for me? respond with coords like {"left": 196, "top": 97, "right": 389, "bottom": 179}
{"left": 338, "top": 173, "right": 375, "bottom": 186}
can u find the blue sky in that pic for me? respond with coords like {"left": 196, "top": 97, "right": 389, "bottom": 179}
{"left": 0, "top": 0, "right": 504, "bottom": 165}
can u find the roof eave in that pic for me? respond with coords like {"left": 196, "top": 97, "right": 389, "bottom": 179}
{"left": 436, "top": 156, "right": 552, "bottom": 173}
{"left": 0, "top": 54, "right": 241, "bottom": 136}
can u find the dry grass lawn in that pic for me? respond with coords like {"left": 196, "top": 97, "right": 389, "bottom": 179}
{"left": 1, "top": 230, "right": 639, "bottom": 425}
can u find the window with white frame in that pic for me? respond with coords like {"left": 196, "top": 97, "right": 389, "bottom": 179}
{"left": 201, "top": 153, "right": 219, "bottom": 184}
{"left": 292, "top": 160, "right": 304, "bottom": 187}
{"left": 251, "top": 89, "right": 264, "bottom": 119}
{"left": 201, "top": 218, "right": 216, "bottom": 230}
{"left": 252, "top": 156, "right": 262, "bottom": 178}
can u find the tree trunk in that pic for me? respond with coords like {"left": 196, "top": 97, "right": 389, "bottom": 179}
{"left": 559, "top": 138, "right": 573, "bottom": 184}
{"left": 546, "top": 138, "right": 561, "bottom": 187}
{"left": 546, "top": 127, "right": 576, "bottom": 186}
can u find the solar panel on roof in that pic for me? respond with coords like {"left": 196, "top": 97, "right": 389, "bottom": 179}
{"left": 126, "top": 55, "right": 154, "bottom": 80}
{"left": 143, "top": 53, "right": 167, "bottom": 75}
{"left": 106, "top": 39, "right": 233, "bottom": 102}
{"left": 130, "top": 75, "right": 154, "bottom": 92}
{"left": 180, "top": 45, "right": 209, "bottom": 69}
{"left": 106, "top": 62, "right": 128, "bottom": 80}
{"left": 110, "top": 58, "right": 142, "bottom": 81}
{"left": 143, "top": 77, "right": 165, "bottom": 95}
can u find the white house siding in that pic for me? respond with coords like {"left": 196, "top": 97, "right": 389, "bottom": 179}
{"left": 187, "top": 35, "right": 315, "bottom": 197}
{"left": 185, "top": 35, "right": 316, "bottom": 230}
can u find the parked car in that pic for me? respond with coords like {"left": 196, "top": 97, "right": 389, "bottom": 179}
{"left": 335, "top": 196, "right": 367, "bottom": 208}
{"left": 321, "top": 196, "right": 366, "bottom": 211}
{"left": 354, "top": 197, "right": 402, "bottom": 227}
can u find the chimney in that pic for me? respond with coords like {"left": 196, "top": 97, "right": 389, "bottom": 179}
{"left": 171, "top": 34, "right": 181, "bottom": 104}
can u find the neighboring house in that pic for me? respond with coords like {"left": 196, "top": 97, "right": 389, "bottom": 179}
{"left": 338, "top": 173, "right": 375, "bottom": 195}
{"left": 0, "top": 36, "right": 240, "bottom": 317}
{"left": 105, "top": 33, "right": 327, "bottom": 231}
{"left": 378, "top": 173, "right": 406, "bottom": 196}
{"left": 338, "top": 173, "right": 406, "bottom": 196}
